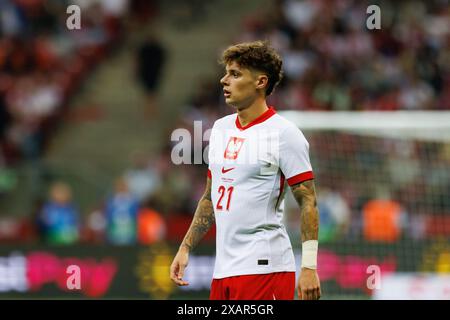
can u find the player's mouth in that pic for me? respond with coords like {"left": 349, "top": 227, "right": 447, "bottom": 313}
{"left": 223, "top": 89, "right": 231, "bottom": 98}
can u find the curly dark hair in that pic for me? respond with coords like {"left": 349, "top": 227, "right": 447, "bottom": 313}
{"left": 220, "top": 40, "right": 283, "bottom": 96}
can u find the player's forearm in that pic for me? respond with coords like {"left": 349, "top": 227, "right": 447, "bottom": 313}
{"left": 291, "top": 180, "right": 319, "bottom": 242}
{"left": 180, "top": 187, "right": 215, "bottom": 252}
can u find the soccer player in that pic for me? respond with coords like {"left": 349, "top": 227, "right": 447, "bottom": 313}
{"left": 170, "top": 41, "right": 321, "bottom": 300}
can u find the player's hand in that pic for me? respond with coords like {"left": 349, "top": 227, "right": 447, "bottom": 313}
{"left": 170, "top": 246, "right": 190, "bottom": 286}
{"left": 297, "top": 268, "right": 321, "bottom": 300}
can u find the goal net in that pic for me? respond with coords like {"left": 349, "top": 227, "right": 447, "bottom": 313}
{"left": 279, "top": 111, "right": 450, "bottom": 299}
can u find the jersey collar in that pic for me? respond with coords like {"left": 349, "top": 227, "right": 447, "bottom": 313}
{"left": 235, "top": 106, "right": 276, "bottom": 131}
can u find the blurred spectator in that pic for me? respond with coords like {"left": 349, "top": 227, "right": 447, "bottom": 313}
{"left": 6, "top": 71, "right": 63, "bottom": 160}
{"left": 363, "top": 199, "right": 407, "bottom": 242}
{"left": 0, "top": 216, "right": 36, "bottom": 242}
{"left": 317, "top": 189, "right": 351, "bottom": 242}
{"left": 136, "top": 31, "right": 167, "bottom": 118}
{"left": 399, "top": 73, "right": 435, "bottom": 110}
{"left": 137, "top": 200, "right": 166, "bottom": 244}
{"left": 153, "top": 164, "right": 193, "bottom": 214}
{"left": 38, "top": 182, "right": 80, "bottom": 245}
{"left": 84, "top": 205, "right": 107, "bottom": 244}
{"left": 124, "top": 152, "right": 161, "bottom": 203}
{"left": 104, "top": 177, "right": 139, "bottom": 245}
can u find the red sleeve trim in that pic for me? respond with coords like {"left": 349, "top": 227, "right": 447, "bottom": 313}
{"left": 207, "top": 169, "right": 212, "bottom": 179}
{"left": 287, "top": 171, "right": 314, "bottom": 186}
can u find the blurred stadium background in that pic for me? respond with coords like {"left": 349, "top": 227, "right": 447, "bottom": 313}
{"left": 0, "top": 0, "right": 449, "bottom": 299}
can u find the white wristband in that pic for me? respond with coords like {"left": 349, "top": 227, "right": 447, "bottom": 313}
{"left": 301, "top": 240, "right": 318, "bottom": 269}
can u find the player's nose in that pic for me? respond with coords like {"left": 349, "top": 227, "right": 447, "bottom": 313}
{"left": 220, "top": 75, "right": 228, "bottom": 86}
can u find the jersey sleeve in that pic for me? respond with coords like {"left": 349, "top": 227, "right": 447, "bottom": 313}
{"left": 279, "top": 124, "right": 314, "bottom": 186}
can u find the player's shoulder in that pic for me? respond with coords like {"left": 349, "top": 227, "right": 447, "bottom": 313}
{"left": 212, "top": 113, "right": 236, "bottom": 128}
{"left": 271, "top": 112, "right": 309, "bottom": 146}
{"left": 270, "top": 112, "right": 303, "bottom": 134}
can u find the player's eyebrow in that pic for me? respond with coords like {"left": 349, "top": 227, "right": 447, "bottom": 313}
{"left": 226, "top": 67, "right": 242, "bottom": 75}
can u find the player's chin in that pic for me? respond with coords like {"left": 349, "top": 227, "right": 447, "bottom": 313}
{"left": 225, "top": 97, "right": 239, "bottom": 108}
{"left": 224, "top": 96, "right": 233, "bottom": 104}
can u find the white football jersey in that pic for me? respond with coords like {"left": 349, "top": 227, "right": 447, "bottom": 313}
{"left": 207, "top": 107, "right": 314, "bottom": 279}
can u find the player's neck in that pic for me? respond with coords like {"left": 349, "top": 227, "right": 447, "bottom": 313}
{"left": 236, "top": 100, "right": 268, "bottom": 128}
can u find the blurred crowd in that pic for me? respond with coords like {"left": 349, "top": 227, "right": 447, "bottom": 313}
{"left": 265, "top": 0, "right": 449, "bottom": 112}
{"left": 0, "top": 0, "right": 165, "bottom": 244}
{"left": 0, "top": 0, "right": 449, "bottom": 246}
{"left": 0, "top": 0, "right": 126, "bottom": 243}
{"left": 0, "top": 0, "right": 131, "bottom": 170}
{"left": 286, "top": 132, "right": 450, "bottom": 243}
{"left": 179, "top": 0, "right": 449, "bottom": 125}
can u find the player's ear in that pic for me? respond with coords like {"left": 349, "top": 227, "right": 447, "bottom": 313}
{"left": 255, "top": 74, "right": 268, "bottom": 91}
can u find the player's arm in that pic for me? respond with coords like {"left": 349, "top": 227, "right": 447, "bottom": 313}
{"left": 290, "top": 179, "right": 321, "bottom": 300}
{"left": 291, "top": 179, "right": 319, "bottom": 242}
{"left": 180, "top": 176, "right": 214, "bottom": 251}
{"left": 169, "top": 176, "right": 214, "bottom": 286}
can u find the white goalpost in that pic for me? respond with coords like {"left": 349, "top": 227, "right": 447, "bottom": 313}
{"left": 279, "top": 111, "right": 450, "bottom": 141}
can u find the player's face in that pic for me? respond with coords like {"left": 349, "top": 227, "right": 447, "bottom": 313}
{"left": 220, "top": 62, "right": 264, "bottom": 110}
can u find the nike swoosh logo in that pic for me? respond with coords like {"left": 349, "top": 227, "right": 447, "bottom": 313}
{"left": 221, "top": 167, "right": 235, "bottom": 174}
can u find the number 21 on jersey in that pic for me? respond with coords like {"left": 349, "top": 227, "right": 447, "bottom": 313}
{"left": 216, "top": 185, "right": 234, "bottom": 211}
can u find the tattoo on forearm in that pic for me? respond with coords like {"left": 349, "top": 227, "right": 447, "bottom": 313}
{"left": 181, "top": 178, "right": 214, "bottom": 251}
{"left": 290, "top": 180, "right": 319, "bottom": 242}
